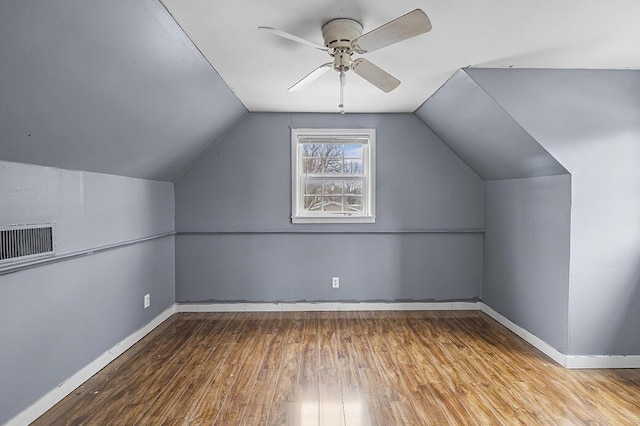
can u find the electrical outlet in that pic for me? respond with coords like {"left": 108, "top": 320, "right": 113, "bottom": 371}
{"left": 144, "top": 293, "right": 150, "bottom": 309}
{"left": 332, "top": 277, "right": 340, "bottom": 289}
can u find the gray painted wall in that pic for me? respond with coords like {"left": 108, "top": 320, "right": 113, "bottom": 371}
{"left": 0, "top": 0, "right": 247, "bottom": 181}
{"left": 483, "top": 175, "right": 572, "bottom": 352}
{"left": 414, "top": 70, "right": 567, "bottom": 181}
{"left": 177, "top": 113, "right": 482, "bottom": 232}
{"left": 0, "top": 161, "right": 175, "bottom": 253}
{"left": 177, "top": 233, "right": 481, "bottom": 303}
{"left": 468, "top": 68, "right": 640, "bottom": 355}
{"left": 175, "top": 112, "right": 483, "bottom": 303}
{"left": 0, "top": 161, "right": 176, "bottom": 423}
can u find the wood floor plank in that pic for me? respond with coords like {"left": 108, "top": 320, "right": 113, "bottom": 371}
{"left": 214, "top": 317, "right": 280, "bottom": 425}
{"left": 34, "top": 310, "right": 640, "bottom": 425}
{"left": 164, "top": 321, "right": 245, "bottom": 422}
{"left": 259, "top": 342, "right": 301, "bottom": 425}
{"left": 288, "top": 313, "right": 322, "bottom": 426}
{"left": 193, "top": 316, "right": 267, "bottom": 424}
{"left": 354, "top": 312, "right": 403, "bottom": 426}
{"left": 134, "top": 316, "right": 239, "bottom": 424}
{"left": 237, "top": 313, "right": 293, "bottom": 425}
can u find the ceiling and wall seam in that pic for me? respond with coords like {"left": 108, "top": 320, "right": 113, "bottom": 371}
{"left": 175, "top": 112, "right": 250, "bottom": 182}
{"left": 412, "top": 71, "right": 485, "bottom": 182}
{"left": 158, "top": 1, "right": 249, "bottom": 112}
{"left": 412, "top": 118, "right": 483, "bottom": 182}
{"left": 412, "top": 110, "right": 483, "bottom": 182}
{"left": 566, "top": 173, "right": 574, "bottom": 355}
{"left": 412, "top": 70, "right": 462, "bottom": 114}
{"left": 462, "top": 68, "right": 570, "bottom": 178}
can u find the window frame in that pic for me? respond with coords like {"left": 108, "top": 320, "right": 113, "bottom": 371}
{"left": 291, "top": 128, "right": 376, "bottom": 224}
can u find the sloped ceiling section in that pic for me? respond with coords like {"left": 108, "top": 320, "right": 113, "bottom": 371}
{"left": 0, "top": 0, "right": 247, "bottom": 182}
{"left": 464, "top": 68, "right": 640, "bottom": 173}
{"left": 414, "top": 69, "right": 567, "bottom": 181}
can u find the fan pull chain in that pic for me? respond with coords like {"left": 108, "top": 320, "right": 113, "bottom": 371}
{"left": 338, "top": 70, "right": 346, "bottom": 114}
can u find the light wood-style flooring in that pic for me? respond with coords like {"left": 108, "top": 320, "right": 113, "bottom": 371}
{"left": 35, "top": 311, "right": 640, "bottom": 425}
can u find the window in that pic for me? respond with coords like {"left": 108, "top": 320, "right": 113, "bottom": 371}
{"left": 291, "top": 128, "right": 375, "bottom": 224}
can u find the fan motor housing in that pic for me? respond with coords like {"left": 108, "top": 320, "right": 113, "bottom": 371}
{"left": 321, "top": 18, "right": 363, "bottom": 50}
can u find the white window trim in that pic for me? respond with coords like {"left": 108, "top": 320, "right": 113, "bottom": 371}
{"left": 291, "top": 128, "right": 376, "bottom": 224}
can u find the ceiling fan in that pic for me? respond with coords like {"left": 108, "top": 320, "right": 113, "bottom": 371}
{"left": 259, "top": 9, "right": 432, "bottom": 113}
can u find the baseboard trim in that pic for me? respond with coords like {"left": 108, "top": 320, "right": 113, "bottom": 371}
{"left": 479, "top": 303, "right": 567, "bottom": 367}
{"left": 6, "top": 305, "right": 176, "bottom": 426}
{"left": 565, "top": 355, "right": 640, "bottom": 369}
{"left": 480, "top": 303, "right": 640, "bottom": 369}
{"left": 176, "top": 301, "right": 481, "bottom": 312}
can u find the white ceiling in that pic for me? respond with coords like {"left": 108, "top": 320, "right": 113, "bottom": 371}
{"left": 161, "top": 0, "right": 640, "bottom": 113}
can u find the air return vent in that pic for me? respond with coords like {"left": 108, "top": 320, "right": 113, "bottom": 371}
{"left": 1, "top": 225, "right": 54, "bottom": 263}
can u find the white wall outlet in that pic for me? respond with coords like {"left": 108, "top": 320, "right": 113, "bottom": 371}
{"left": 332, "top": 277, "right": 340, "bottom": 289}
{"left": 144, "top": 293, "right": 150, "bottom": 309}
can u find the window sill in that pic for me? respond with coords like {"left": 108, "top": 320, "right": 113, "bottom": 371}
{"left": 292, "top": 216, "right": 376, "bottom": 224}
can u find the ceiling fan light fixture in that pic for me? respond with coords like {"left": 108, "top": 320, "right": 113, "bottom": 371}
{"left": 259, "top": 9, "right": 432, "bottom": 112}
{"left": 333, "top": 48, "right": 353, "bottom": 72}
{"left": 321, "top": 18, "right": 363, "bottom": 50}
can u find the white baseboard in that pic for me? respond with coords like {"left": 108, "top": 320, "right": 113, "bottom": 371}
{"left": 480, "top": 303, "right": 567, "bottom": 367}
{"left": 480, "top": 303, "right": 640, "bottom": 369}
{"left": 565, "top": 355, "right": 640, "bottom": 369}
{"left": 176, "top": 301, "right": 481, "bottom": 312}
{"left": 6, "top": 305, "right": 176, "bottom": 426}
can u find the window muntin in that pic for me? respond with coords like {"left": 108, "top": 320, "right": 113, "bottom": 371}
{"left": 292, "top": 129, "right": 375, "bottom": 223}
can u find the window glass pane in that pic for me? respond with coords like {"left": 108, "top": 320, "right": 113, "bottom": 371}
{"left": 322, "top": 144, "right": 344, "bottom": 158}
{"left": 344, "top": 180, "right": 362, "bottom": 195}
{"left": 305, "top": 179, "right": 322, "bottom": 195}
{"left": 304, "top": 158, "right": 322, "bottom": 174}
{"left": 323, "top": 196, "right": 343, "bottom": 211}
{"left": 304, "top": 196, "right": 323, "bottom": 211}
{"left": 344, "top": 159, "right": 363, "bottom": 174}
{"left": 323, "top": 180, "right": 343, "bottom": 195}
{"left": 345, "top": 196, "right": 363, "bottom": 212}
{"left": 323, "top": 159, "right": 343, "bottom": 174}
{"left": 303, "top": 144, "right": 322, "bottom": 158}
{"left": 344, "top": 144, "right": 363, "bottom": 158}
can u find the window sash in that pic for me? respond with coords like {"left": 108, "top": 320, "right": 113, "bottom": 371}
{"left": 292, "top": 129, "right": 376, "bottom": 223}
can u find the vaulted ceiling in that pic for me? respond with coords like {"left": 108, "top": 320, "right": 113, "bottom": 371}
{"left": 0, "top": 0, "right": 246, "bottom": 182}
{"left": 1, "top": 0, "right": 639, "bottom": 182}
{"left": 161, "top": 0, "right": 640, "bottom": 113}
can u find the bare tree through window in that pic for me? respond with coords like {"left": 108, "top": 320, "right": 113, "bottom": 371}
{"left": 292, "top": 128, "right": 375, "bottom": 224}
{"left": 302, "top": 142, "right": 364, "bottom": 213}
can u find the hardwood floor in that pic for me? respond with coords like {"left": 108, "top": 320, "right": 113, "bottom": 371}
{"left": 34, "top": 311, "right": 640, "bottom": 425}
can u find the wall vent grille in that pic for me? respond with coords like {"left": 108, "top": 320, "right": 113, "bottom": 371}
{"left": 1, "top": 225, "right": 54, "bottom": 263}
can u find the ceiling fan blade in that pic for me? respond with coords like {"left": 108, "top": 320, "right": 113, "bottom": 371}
{"left": 288, "top": 63, "right": 333, "bottom": 91}
{"left": 351, "top": 9, "right": 432, "bottom": 54}
{"left": 352, "top": 58, "right": 400, "bottom": 93}
{"left": 258, "top": 26, "right": 327, "bottom": 50}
